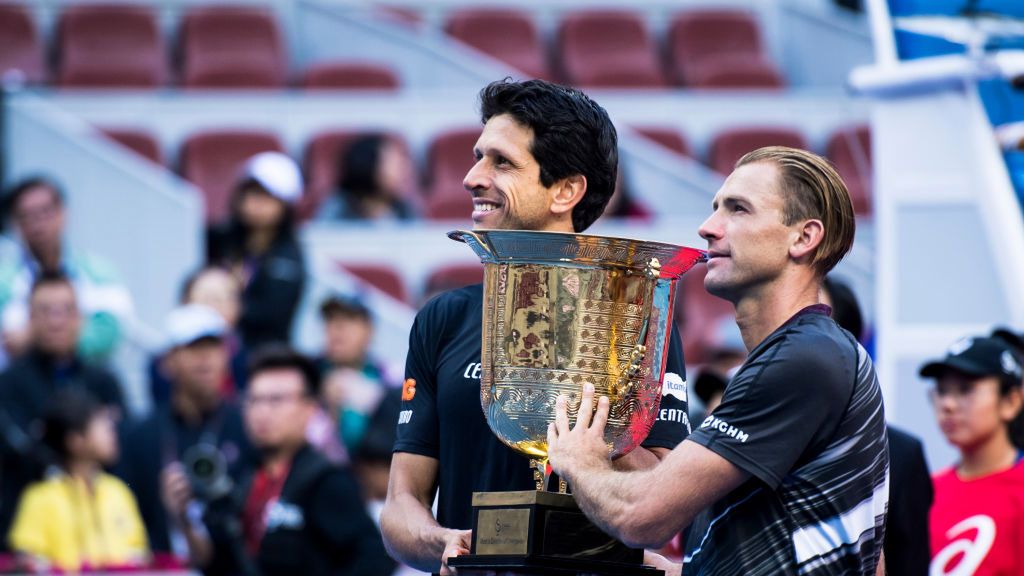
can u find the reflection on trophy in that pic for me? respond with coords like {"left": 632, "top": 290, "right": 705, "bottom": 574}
{"left": 448, "top": 229, "right": 705, "bottom": 575}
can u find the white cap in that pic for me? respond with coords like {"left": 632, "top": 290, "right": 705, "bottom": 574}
{"left": 166, "top": 304, "right": 227, "bottom": 350}
{"left": 239, "top": 151, "right": 303, "bottom": 204}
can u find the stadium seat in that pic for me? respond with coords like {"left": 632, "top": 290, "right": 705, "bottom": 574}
{"left": 301, "top": 62, "right": 400, "bottom": 90}
{"left": 180, "top": 130, "right": 284, "bottom": 223}
{"left": 675, "top": 263, "right": 735, "bottom": 365}
{"left": 426, "top": 127, "right": 480, "bottom": 199}
{"left": 341, "top": 263, "right": 408, "bottom": 303}
{"left": 423, "top": 262, "right": 484, "bottom": 302}
{"left": 667, "top": 9, "right": 783, "bottom": 88}
{"left": 445, "top": 8, "right": 549, "bottom": 79}
{"left": 57, "top": 4, "right": 165, "bottom": 88}
{"left": 686, "top": 54, "right": 785, "bottom": 89}
{"left": 101, "top": 127, "right": 162, "bottom": 165}
{"left": 634, "top": 126, "right": 693, "bottom": 157}
{"left": 827, "top": 125, "right": 873, "bottom": 215}
{"left": 557, "top": 10, "right": 667, "bottom": 88}
{"left": 180, "top": 7, "right": 286, "bottom": 88}
{"left": 300, "top": 130, "right": 410, "bottom": 220}
{"left": 0, "top": 5, "right": 44, "bottom": 84}
{"left": 708, "top": 126, "right": 808, "bottom": 175}
{"left": 424, "top": 195, "right": 472, "bottom": 221}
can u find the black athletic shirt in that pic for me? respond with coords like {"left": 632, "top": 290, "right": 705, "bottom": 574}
{"left": 394, "top": 284, "right": 691, "bottom": 530}
{"left": 684, "top": 306, "right": 889, "bottom": 576}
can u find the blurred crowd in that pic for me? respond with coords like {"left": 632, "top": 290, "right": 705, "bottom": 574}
{"left": 0, "top": 142, "right": 1022, "bottom": 575}
{"left": 0, "top": 148, "right": 410, "bottom": 575}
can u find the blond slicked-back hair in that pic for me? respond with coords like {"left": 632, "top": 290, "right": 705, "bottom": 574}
{"left": 735, "top": 146, "right": 855, "bottom": 276}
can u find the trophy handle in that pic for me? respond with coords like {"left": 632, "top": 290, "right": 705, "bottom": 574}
{"left": 613, "top": 257, "right": 661, "bottom": 397}
{"left": 447, "top": 229, "right": 495, "bottom": 262}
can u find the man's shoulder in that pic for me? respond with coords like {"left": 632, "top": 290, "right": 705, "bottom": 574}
{"left": 416, "top": 284, "right": 482, "bottom": 324}
{"left": 754, "top": 314, "right": 854, "bottom": 370}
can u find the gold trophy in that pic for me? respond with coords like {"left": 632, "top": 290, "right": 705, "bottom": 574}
{"left": 447, "top": 229, "right": 705, "bottom": 576}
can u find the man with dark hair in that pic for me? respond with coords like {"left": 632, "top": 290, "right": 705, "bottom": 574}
{"left": 548, "top": 147, "right": 888, "bottom": 575}
{"left": 176, "top": 345, "right": 393, "bottom": 575}
{"left": 381, "top": 79, "right": 693, "bottom": 574}
{"left": 0, "top": 272, "right": 125, "bottom": 548}
{"left": 0, "top": 177, "right": 133, "bottom": 365}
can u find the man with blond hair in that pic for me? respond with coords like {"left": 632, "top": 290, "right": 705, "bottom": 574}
{"left": 548, "top": 147, "right": 889, "bottom": 575}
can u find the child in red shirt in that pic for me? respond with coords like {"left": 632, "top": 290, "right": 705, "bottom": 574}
{"left": 921, "top": 336, "right": 1024, "bottom": 576}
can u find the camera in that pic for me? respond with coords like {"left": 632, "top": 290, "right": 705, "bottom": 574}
{"left": 182, "top": 443, "right": 233, "bottom": 503}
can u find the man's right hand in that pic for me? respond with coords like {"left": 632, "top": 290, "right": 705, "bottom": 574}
{"left": 160, "top": 463, "right": 193, "bottom": 524}
{"left": 439, "top": 529, "right": 472, "bottom": 575}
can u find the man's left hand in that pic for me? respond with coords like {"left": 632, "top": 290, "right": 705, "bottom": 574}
{"left": 547, "top": 383, "right": 613, "bottom": 483}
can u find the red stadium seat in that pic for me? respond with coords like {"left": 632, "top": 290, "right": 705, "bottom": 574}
{"left": 634, "top": 126, "right": 693, "bottom": 157}
{"left": 445, "top": 8, "right": 549, "bottom": 79}
{"left": 180, "top": 130, "right": 284, "bottom": 223}
{"left": 0, "top": 5, "right": 44, "bottom": 84}
{"left": 424, "top": 195, "right": 472, "bottom": 221}
{"left": 708, "top": 126, "right": 808, "bottom": 175}
{"left": 57, "top": 4, "right": 165, "bottom": 88}
{"left": 686, "top": 54, "right": 785, "bottom": 90}
{"left": 426, "top": 127, "right": 480, "bottom": 199}
{"left": 557, "top": 10, "right": 666, "bottom": 88}
{"left": 423, "top": 262, "right": 484, "bottom": 301}
{"left": 101, "top": 127, "right": 162, "bottom": 165}
{"left": 180, "top": 7, "right": 286, "bottom": 88}
{"left": 300, "top": 130, "right": 410, "bottom": 220}
{"left": 675, "top": 263, "right": 735, "bottom": 365}
{"left": 827, "top": 125, "right": 873, "bottom": 215}
{"left": 667, "top": 9, "right": 783, "bottom": 88}
{"left": 341, "top": 263, "right": 408, "bottom": 303}
{"left": 301, "top": 62, "right": 400, "bottom": 90}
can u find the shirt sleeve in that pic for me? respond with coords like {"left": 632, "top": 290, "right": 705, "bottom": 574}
{"left": 686, "top": 329, "right": 853, "bottom": 489}
{"left": 8, "top": 484, "right": 51, "bottom": 559}
{"left": 642, "top": 324, "right": 691, "bottom": 449}
{"left": 392, "top": 295, "right": 447, "bottom": 458}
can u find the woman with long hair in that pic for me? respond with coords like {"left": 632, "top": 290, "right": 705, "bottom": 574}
{"left": 315, "top": 134, "right": 417, "bottom": 222}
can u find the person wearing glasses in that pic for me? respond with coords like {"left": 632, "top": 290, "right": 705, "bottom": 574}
{"left": 921, "top": 335, "right": 1024, "bottom": 576}
{"left": 185, "top": 345, "right": 393, "bottom": 575}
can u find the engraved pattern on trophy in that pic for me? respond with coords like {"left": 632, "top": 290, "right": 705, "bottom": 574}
{"left": 451, "top": 229, "right": 706, "bottom": 492}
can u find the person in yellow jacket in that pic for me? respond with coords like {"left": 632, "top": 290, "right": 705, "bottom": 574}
{"left": 8, "top": 387, "right": 148, "bottom": 572}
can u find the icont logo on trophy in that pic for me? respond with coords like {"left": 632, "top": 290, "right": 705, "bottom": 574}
{"left": 447, "top": 229, "right": 705, "bottom": 574}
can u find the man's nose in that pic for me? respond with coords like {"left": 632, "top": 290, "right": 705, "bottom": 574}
{"left": 463, "top": 158, "right": 489, "bottom": 193}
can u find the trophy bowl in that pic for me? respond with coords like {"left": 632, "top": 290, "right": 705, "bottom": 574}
{"left": 450, "top": 229, "right": 706, "bottom": 469}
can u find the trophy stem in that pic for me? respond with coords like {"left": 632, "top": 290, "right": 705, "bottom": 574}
{"left": 530, "top": 458, "right": 548, "bottom": 491}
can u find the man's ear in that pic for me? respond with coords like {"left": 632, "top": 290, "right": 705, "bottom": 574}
{"left": 550, "top": 174, "right": 587, "bottom": 217}
{"left": 790, "top": 219, "right": 825, "bottom": 262}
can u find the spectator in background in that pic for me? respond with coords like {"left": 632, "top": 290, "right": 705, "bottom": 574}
{"left": 0, "top": 177, "right": 133, "bottom": 366}
{"left": 115, "top": 304, "right": 252, "bottom": 568}
{"left": 599, "top": 162, "right": 651, "bottom": 222}
{"left": 315, "top": 134, "right": 417, "bottom": 222}
{"left": 0, "top": 272, "right": 124, "bottom": 546}
{"left": 178, "top": 346, "right": 394, "bottom": 575}
{"left": 150, "top": 267, "right": 248, "bottom": 406}
{"left": 8, "top": 388, "right": 147, "bottom": 573}
{"left": 921, "top": 336, "right": 1024, "bottom": 575}
{"left": 207, "top": 152, "right": 306, "bottom": 350}
{"left": 821, "top": 275, "right": 932, "bottom": 576}
{"left": 317, "top": 294, "right": 397, "bottom": 455}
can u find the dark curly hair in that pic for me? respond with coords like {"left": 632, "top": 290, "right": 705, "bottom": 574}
{"left": 478, "top": 79, "right": 617, "bottom": 232}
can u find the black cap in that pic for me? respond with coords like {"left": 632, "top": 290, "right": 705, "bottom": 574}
{"left": 992, "top": 327, "right": 1024, "bottom": 356}
{"left": 319, "top": 293, "right": 371, "bottom": 320}
{"left": 920, "top": 336, "right": 1024, "bottom": 381}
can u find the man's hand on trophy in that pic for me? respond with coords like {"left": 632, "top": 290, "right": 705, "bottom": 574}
{"left": 439, "top": 529, "right": 472, "bottom": 575}
{"left": 547, "top": 382, "right": 613, "bottom": 484}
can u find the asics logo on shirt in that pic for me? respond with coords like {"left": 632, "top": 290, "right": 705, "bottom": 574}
{"left": 930, "top": 515, "right": 996, "bottom": 576}
{"left": 464, "top": 362, "right": 482, "bottom": 380}
{"left": 700, "top": 415, "right": 750, "bottom": 443}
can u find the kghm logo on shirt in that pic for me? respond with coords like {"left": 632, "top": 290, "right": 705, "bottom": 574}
{"left": 700, "top": 415, "right": 749, "bottom": 443}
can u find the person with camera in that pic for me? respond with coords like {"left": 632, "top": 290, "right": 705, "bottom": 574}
{"left": 180, "top": 345, "right": 393, "bottom": 575}
{"left": 114, "top": 303, "right": 253, "bottom": 569}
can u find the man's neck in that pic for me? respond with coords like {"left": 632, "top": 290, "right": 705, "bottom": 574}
{"left": 262, "top": 443, "right": 302, "bottom": 476}
{"left": 172, "top": 391, "right": 218, "bottom": 426}
{"left": 246, "top": 228, "right": 276, "bottom": 256}
{"left": 29, "top": 243, "right": 62, "bottom": 272}
{"left": 959, "top": 430, "right": 1018, "bottom": 479}
{"left": 732, "top": 272, "right": 822, "bottom": 352}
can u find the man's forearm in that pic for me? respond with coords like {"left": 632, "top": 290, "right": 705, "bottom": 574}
{"left": 565, "top": 463, "right": 672, "bottom": 549}
{"left": 613, "top": 446, "right": 669, "bottom": 471}
{"left": 380, "top": 492, "right": 460, "bottom": 572}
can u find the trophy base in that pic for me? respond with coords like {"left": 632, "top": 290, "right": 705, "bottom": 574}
{"left": 467, "top": 491, "right": 642, "bottom": 565}
{"left": 447, "top": 554, "right": 664, "bottom": 576}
